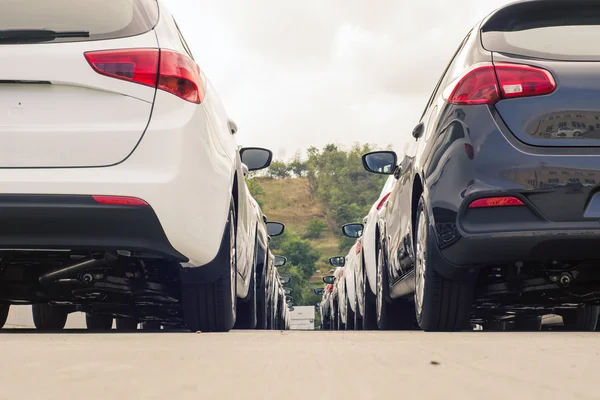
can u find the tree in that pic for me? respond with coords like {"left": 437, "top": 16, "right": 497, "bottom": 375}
{"left": 281, "top": 236, "right": 321, "bottom": 278}
{"left": 267, "top": 161, "right": 290, "bottom": 179}
{"left": 289, "top": 152, "right": 308, "bottom": 178}
{"left": 246, "top": 178, "right": 265, "bottom": 208}
{"left": 304, "top": 219, "right": 328, "bottom": 239}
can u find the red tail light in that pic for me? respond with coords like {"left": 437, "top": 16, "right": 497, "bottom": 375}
{"left": 376, "top": 192, "right": 392, "bottom": 211}
{"left": 85, "top": 49, "right": 206, "bottom": 104}
{"left": 444, "top": 65, "right": 500, "bottom": 105}
{"left": 444, "top": 63, "right": 555, "bottom": 106}
{"left": 356, "top": 242, "right": 362, "bottom": 255}
{"left": 495, "top": 63, "right": 555, "bottom": 99}
{"left": 92, "top": 196, "right": 148, "bottom": 206}
{"left": 465, "top": 144, "right": 474, "bottom": 160}
{"left": 468, "top": 196, "right": 524, "bottom": 209}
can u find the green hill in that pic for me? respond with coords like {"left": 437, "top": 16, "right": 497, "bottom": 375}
{"left": 257, "top": 177, "right": 339, "bottom": 283}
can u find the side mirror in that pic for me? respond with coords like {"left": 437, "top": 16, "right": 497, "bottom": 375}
{"left": 323, "top": 275, "right": 335, "bottom": 285}
{"left": 267, "top": 222, "right": 285, "bottom": 237}
{"left": 284, "top": 287, "right": 292, "bottom": 295}
{"left": 314, "top": 288, "right": 324, "bottom": 296}
{"left": 329, "top": 256, "right": 345, "bottom": 268}
{"left": 285, "top": 295, "right": 293, "bottom": 304}
{"left": 342, "top": 223, "right": 364, "bottom": 238}
{"left": 228, "top": 119, "right": 238, "bottom": 135}
{"left": 240, "top": 147, "right": 273, "bottom": 171}
{"left": 362, "top": 151, "right": 397, "bottom": 175}
{"left": 280, "top": 276, "right": 291, "bottom": 285}
{"left": 274, "top": 256, "right": 287, "bottom": 267}
{"left": 242, "top": 163, "right": 249, "bottom": 177}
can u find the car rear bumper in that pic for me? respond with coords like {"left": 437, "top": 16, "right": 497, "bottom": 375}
{"left": 0, "top": 195, "right": 186, "bottom": 260}
{"left": 427, "top": 105, "right": 600, "bottom": 272}
{"left": 0, "top": 90, "right": 235, "bottom": 267}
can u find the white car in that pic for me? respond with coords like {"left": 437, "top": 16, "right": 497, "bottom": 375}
{"left": 0, "top": 0, "right": 273, "bottom": 333}
{"left": 353, "top": 175, "right": 397, "bottom": 329}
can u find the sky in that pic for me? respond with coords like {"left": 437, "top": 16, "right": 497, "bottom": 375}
{"left": 169, "top": 0, "right": 514, "bottom": 160}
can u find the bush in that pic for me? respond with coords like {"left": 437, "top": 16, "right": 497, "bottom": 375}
{"left": 304, "top": 219, "right": 328, "bottom": 239}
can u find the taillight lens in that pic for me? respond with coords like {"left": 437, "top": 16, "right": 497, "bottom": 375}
{"left": 376, "top": 192, "right": 392, "bottom": 211}
{"left": 465, "top": 144, "right": 474, "bottom": 160}
{"left": 159, "top": 50, "right": 205, "bottom": 104}
{"left": 92, "top": 195, "right": 148, "bottom": 206}
{"left": 495, "top": 63, "right": 556, "bottom": 99}
{"left": 444, "top": 65, "right": 500, "bottom": 105}
{"left": 468, "top": 196, "right": 524, "bottom": 209}
{"left": 444, "top": 63, "right": 556, "bottom": 106}
{"left": 356, "top": 242, "right": 362, "bottom": 255}
{"left": 84, "top": 49, "right": 159, "bottom": 88}
{"left": 85, "top": 49, "right": 206, "bottom": 104}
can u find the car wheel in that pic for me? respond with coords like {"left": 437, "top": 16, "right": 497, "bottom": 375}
{"left": 141, "top": 321, "right": 161, "bottom": 331}
{"left": 0, "top": 304, "right": 9, "bottom": 329}
{"left": 362, "top": 260, "right": 377, "bottom": 330}
{"left": 345, "top": 290, "right": 355, "bottom": 330}
{"left": 235, "top": 251, "right": 257, "bottom": 330}
{"left": 85, "top": 313, "right": 113, "bottom": 331}
{"left": 414, "top": 196, "right": 473, "bottom": 332}
{"left": 513, "top": 315, "right": 542, "bottom": 331}
{"left": 337, "top": 300, "right": 346, "bottom": 331}
{"left": 256, "top": 269, "right": 267, "bottom": 330}
{"left": 181, "top": 202, "right": 237, "bottom": 333}
{"left": 32, "top": 304, "right": 68, "bottom": 331}
{"left": 560, "top": 306, "right": 599, "bottom": 331}
{"left": 376, "top": 242, "right": 415, "bottom": 330}
{"left": 115, "top": 318, "right": 138, "bottom": 331}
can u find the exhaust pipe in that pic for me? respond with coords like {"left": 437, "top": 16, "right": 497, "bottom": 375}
{"left": 39, "top": 253, "right": 116, "bottom": 285}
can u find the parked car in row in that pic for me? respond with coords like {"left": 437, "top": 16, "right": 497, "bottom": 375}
{"left": 357, "top": 0, "right": 600, "bottom": 332}
{"left": 0, "top": 0, "right": 291, "bottom": 333}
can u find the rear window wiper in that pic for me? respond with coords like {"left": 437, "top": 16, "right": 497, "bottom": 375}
{"left": 0, "top": 29, "right": 90, "bottom": 44}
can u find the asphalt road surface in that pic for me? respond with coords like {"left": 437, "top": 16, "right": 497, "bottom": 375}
{"left": 0, "top": 328, "right": 598, "bottom": 400}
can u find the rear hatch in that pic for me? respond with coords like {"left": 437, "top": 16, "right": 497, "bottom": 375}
{"left": 482, "top": 0, "right": 600, "bottom": 148}
{"left": 0, "top": 0, "right": 159, "bottom": 167}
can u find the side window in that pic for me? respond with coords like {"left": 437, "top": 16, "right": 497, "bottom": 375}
{"left": 419, "top": 31, "right": 472, "bottom": 121}
{"left": 173, "top": 18, "right": 194, "bottom": 60}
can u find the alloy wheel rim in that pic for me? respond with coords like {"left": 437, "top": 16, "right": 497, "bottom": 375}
{"left": 415, "top": 210, "right": 427, "bottom": 315}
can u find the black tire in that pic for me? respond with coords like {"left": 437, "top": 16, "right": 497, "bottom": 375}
{"left": 256, "top": 268, "right": 268, "bottom": 330}
{"left": 141, "top": 321, "right": 161, "bottom": 331}
{"left": 0, "top": 304, "right": 9, "bottom": 329}
{"left": 85, "top": 313, "right": 113, "bottom": 331}
{"left": 414, "top": 196, "right": 473, "bottom": 332}
{"left": 345, "top": 291, "right": 355, "bottom": 330}
{"left": 362, "top": 263, "right": 377, "bottom": 330}
{"left": 560, "top": 306, "right": 599, "bottom": 331}
{"left": 181, "top": 203, "right": 237, "bottom": 333}
{"left": 376, "top": 240, "right": 416, "bottom": 330}
{"left": 332, "top": 300, "right": 339, "bottom": 331}
{"left": 32, "top": 304, "right": 68, "bottom": 331}
{"left": 513, "top": 315, "right": 542, "bottom": 331}
{"left": 337, "top": 297, "right": 346, "bottom": 331}
{"left": 235, "top": 258, "right": 257, "bottom": 330}
{"left": 115, "top": 318, "right": 138, "bottom": 331}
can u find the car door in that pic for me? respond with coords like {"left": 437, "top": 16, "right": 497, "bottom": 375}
{"left": 385, "top": 31, "right": 474, "bottom": 286}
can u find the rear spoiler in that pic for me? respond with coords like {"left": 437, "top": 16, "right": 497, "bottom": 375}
{"left": 482, "top": 0, "right": 600, "bottom": 32}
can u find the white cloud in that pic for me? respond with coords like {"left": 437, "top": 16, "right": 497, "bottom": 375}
{"left": 168, "top": 0, "right": 514, "bottom": 159}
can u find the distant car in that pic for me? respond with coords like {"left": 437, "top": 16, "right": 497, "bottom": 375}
{"left": 333, "top": 241, "right": 361, "bottom": 331}
{"left": 354, "top": 176, "right": 397, "bottom": 330}
{"left": 361, "top": 0, "right": 600, "bottom": 331}
{"left": 318, "top": 279, "right": 334, "bottom": 330}
{"left": 0, "top": 0, "right": 275, "bottom": 333}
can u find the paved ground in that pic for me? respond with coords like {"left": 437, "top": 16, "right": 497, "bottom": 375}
{"left": 0, "top": 329, "right": 598, "bottom": 400}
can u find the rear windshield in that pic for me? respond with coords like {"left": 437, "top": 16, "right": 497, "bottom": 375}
{"left": 0, "top": 0, "right": 159, "bottom": 43}
{"left": 482, "top": 3, "right": 600, "bottom": 61}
